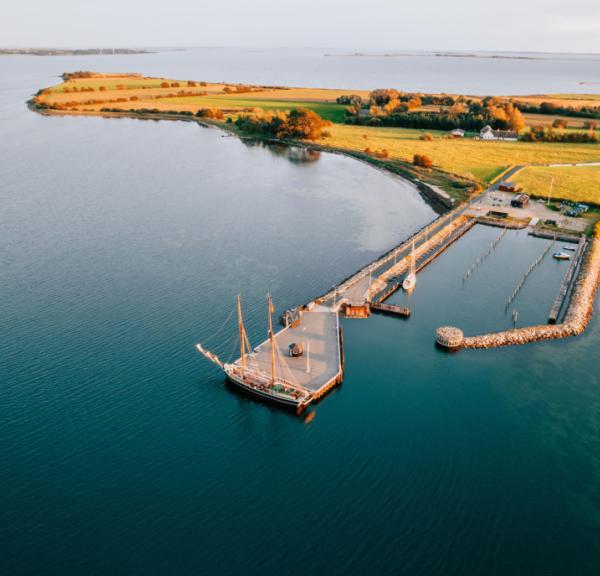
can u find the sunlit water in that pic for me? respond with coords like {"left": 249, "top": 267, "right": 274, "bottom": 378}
{"left": 1, "top": 53, "right": 600, "bottom": 575}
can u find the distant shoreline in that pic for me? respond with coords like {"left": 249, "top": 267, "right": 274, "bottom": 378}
{"left": 324, "top": 52, "right": 540, "bottom": 61}
{"left": 0, "top": 48, "right": 153, "bottom": 57}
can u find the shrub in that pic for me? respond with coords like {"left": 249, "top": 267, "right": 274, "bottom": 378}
{"left": 196, "top": 108, "right": 224, "bottom": 119}
{"left": 413, "top": 154, "right": 433, "bottom": 168}
{"left": 336, "top": 94, "right": 362, "bottom": 106}
{"left": 420, "top": 133, "right": 433, "bottom": 141}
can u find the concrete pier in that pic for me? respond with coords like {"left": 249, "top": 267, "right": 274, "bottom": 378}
{"left": 243, "top": 304, "right": 343, "bottom": 397}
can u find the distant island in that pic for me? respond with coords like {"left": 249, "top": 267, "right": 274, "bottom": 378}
{"left": 325, "top": 52, "right": 539, "bottom": 61}
{"left": 0, "top": 48, "right": 152, "bottom": 56}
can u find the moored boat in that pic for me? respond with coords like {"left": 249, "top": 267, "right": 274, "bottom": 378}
{"left": 402, "top": 240, "right": 417, "bottom": 292}
{"left": 195, "top": 295, "right": 313, "bottom": 413}
{"left": 553, "top": 252, "right": 571, "bottom": 260}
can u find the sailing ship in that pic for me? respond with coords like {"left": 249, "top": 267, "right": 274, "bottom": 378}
{"left": 402, "top": 240, "right": 417, "bottom": 292}
{"left": 195, "top": 295, "right": 313, "bottom": 412}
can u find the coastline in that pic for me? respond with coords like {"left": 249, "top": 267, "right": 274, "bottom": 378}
{"left": 28, "top": 101, "right": 456, "bottom": 213}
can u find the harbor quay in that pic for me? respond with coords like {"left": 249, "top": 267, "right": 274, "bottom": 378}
{"left": 198, "top": 187, "right": 599, "bottom": 409}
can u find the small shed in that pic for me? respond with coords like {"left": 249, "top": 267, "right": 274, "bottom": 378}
{"left": 511, "top": 194, "right": 530, "bottom": 208}
{"left": 288, "top": 342, "right": 304, "bottom": 357}
{"left": 450, "top": 128, "right": 465, "bottom": 138}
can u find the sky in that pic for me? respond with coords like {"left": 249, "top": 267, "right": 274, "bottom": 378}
{"left": 4, "top": 0, "right": 599, "bottom": 53}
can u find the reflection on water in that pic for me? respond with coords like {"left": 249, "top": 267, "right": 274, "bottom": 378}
{"left": 241, "top": 139, "right": 322, "bottom": 164}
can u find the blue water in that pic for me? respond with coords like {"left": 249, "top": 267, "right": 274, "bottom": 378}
{"left": 2, "top": 52, "right": 600, "bottom": 575}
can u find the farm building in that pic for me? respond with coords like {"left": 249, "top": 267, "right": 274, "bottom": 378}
{"left": 498, "top": 181, "right": 521, "bottom": 193}
{"left": 450, "top": 128, "right": 465, "bottom": 138}
{"left": 480, "top": 125, "right": 518, "bottom": 141}
{"left": 511, "top": 194, "right": 530, "bottom": 208}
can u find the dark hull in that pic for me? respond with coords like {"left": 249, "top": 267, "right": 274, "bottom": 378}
{"left": 225, "top": 374, "right": 306, "bottom": 412}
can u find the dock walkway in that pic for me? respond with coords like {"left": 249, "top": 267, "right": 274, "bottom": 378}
{"left": 548, "top": 238, "right": 587, "bottom": 324}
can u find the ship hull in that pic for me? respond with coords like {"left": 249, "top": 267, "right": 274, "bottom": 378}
{"left": 225, "top": 372, "right": 308, "bottom": 412}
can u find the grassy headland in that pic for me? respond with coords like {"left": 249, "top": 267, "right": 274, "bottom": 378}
{"left": 31, "top": 72, "right": 600, "bottom": 205}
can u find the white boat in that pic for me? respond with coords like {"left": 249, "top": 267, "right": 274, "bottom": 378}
{"left": 553, "top": 252, "right": 571, "bottom": 260}
{"left": 402, "top": 240, "right": 417, "bottom": 292}
{"left": 563, "top": 246, "right": 577, "bottom": 252}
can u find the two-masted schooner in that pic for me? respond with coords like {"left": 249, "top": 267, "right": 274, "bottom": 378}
{"left": 195, "top": 295, "right": 313, "bottom": 412}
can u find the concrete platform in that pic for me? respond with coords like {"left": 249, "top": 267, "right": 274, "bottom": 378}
{"left": 240, "top": 305, "right": 342, "bottom": 393}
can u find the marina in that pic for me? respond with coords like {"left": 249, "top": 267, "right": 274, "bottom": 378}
{"left": 196, "top": 184, "right": 598, "bottom": 409}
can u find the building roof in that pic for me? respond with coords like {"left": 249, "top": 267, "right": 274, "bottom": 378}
{"left": 480, "top": 125, "right": 518, "bottom": 138}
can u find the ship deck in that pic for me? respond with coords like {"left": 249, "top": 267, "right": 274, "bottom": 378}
{"left": 237, "top": 304, "right": 342, "bottom": 394}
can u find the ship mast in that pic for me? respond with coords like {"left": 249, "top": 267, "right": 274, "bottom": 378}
{"left": 237, "top": 295, "right": 246, "bottom": 378}
{"left": 267, "top": 293, "right": 276, "bottom": 384}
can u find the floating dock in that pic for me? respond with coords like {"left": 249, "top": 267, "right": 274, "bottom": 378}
{"left": 548, "top": 238, "right": 586, "bottom": 324}
{"left": 370, "top": 302, "right": 411, "bottom": 318}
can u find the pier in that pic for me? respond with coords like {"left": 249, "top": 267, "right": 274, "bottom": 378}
{"left": 370, "top": 302, "right": 411, "bottom": 318}
{"left": 548, "top": 238, "right": 587, "bottom": 324}
{"left": 198, "top": 194, "right": 599, "bottom": 410}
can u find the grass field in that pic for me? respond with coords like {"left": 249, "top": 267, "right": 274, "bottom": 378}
{"left": 160, "top": 95, "right": 347, "bottom": 122}
{"left": 324, "top": 124, "right": 600, "bottom": 182}
{"left": 514, "top": 165, "right": 600, "bottom": 204}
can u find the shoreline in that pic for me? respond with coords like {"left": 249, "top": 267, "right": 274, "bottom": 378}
{"left": 29, "top": 102, "right": 456, "bottom": 213}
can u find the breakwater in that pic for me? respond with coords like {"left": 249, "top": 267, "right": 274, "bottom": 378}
{"left": 448, "top": 238, "right": 600, "bottom": 349}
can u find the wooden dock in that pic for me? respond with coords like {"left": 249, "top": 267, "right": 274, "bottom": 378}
{"left": 549, "top": 238, "right": 587, "bottom": 324}
{"left": 370, "top": 302, "right": 411, "bottom": 318}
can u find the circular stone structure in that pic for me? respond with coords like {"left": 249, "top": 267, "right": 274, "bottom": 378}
{"left": 435, "top": 326, "right": 464, "bottom": 349}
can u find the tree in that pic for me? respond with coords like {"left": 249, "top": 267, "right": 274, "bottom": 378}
{"left": 553, "top": 119, "right": 569, "bottom": 129}
{"left": 280, "top": 108, "right": 331, "bottom": 140}
{"left": 369, "top": 88, "right": 401, "bottom": 106}
{"left": 506, "top": 105, "right": 526, "bottom": 132}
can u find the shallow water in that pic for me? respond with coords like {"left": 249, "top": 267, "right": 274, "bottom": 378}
{"left": 2, "top": 54, "right": 600, "bottom": 575}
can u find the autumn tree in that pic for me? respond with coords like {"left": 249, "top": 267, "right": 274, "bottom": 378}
{"left": 506, "top": 105, "right": 526, "bottom": 132}
{"left": 413, "top": 154, "right": 433, "bottom": 168}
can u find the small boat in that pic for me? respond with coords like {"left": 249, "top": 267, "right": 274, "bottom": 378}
{"left": 402, "top": 240, "right": 417, "bottom": 292}
{"left": 563, "top": 246, "right": 577, "bottom": 252}
{"left": 553, "top": 252, "right": 571, "bottom": 260}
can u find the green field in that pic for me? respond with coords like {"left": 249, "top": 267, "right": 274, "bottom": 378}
{"left": 514, "top": 165, "right": 600, "bottom": 204}
{"left": 160, "top": 95, "right": 347, "bottom": 123}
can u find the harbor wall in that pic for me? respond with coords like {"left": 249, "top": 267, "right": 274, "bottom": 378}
{"left": 460, "top": 237, "right": 600, "bottom": 349}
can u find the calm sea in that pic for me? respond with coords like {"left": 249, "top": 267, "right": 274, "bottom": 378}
{"left": 1, "top": 50, "right": 599, "bottom": 575}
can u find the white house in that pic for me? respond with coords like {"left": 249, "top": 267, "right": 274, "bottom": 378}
{"left": 479, "top": 125, "right": 518, "bottom": 141}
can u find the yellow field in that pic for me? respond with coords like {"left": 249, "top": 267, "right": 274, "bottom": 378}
{"left": 514, "top": 94, "right": 600, "bottom": 108}
{"left": 324, "top": 124, "right": 600, "bottom": 182}
{"left": 514, "top": 165, "right": 600, "bottom": 204}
